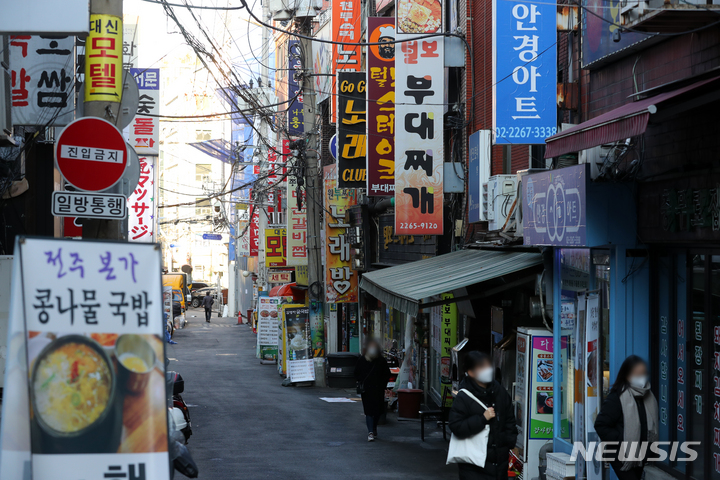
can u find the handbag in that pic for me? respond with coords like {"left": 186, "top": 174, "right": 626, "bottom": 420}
{"left": 356, "top": 362, "right": 376, "bottom": 395}
{"left": 446, "top": 388, "right": 491, "bottom": 467}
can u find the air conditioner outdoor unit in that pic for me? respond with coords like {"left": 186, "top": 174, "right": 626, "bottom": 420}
{"left": 579, "top": 144, "right": 616, "bottom": 180}
{"left": 269, "top": 0, "right": 322, "bottom": 20}
{"left": 483, "top": 175, "right": 518, "bottom": 232}
{"left": 620, "top": 0, "right": 648, "bottom": 24}
{"left": 515, "top": 168, "right": 547, "bottom": 237}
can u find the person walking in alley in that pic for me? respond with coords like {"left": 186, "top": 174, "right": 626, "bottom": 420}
{"left": 202, "top": 291, "right": 214, "bottom": 323}
{"left": 447, "top": 351, "right": 516, "bottom": 480}
{"left": 595, "top": 355, "right": 658, "bottom": 480}
{"left": 354, "top": 339, "right": 391, "bottom": 442}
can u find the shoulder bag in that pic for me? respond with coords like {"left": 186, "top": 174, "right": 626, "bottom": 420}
{"left": 446, "top": 388, "right": 491, "bottom": 467}
{"left": 356, "top": 361, "right": 376, "bottom": 395}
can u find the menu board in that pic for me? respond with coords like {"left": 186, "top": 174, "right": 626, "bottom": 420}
{"left": 0, "top": 237, "right": 169, "bottom": 480}
{"left": 257, "top": 297, "right": 281, "bottom": 362}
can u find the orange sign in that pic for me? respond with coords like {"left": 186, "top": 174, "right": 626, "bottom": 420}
{"left": 331, "top": 0, "right": 362, "bottom": 122}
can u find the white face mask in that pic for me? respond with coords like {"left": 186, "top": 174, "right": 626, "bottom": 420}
{"left": 476, "top": 366, "right": 494, "bottom": 384}
{"left": 629, "top": 375, "right": 647, "bottom": 389}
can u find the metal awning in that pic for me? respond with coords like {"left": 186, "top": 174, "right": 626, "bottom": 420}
{"left": 359, "top": 249, "right": 543, "bottom": 317}
{"left": 544, "top": 75, "right": 720, "bottom": 158}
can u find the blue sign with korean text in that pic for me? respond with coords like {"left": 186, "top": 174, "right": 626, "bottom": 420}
{"left": 493, "top": 0, "right": 557, "bottom": 144}
{"left": 287, "top": 40, "right": 304, "bottom": 136}
{"left": 468, "top": 131, "right": 481, "bottom": 223}
{"left": 203, "top": 233, "right": 223, "bottom": 241}
{"left": 523, "top": 164, "right": 586, "bottom": 246}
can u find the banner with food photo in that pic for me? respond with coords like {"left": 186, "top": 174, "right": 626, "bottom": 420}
{"left": 284, "top": 306, "right": 315, "bottom": 383}
{"left": 257, "top": 296, "right": 282, "bottom": 363}
{"left": 0, "top": 237, "right": 169, "bottom": 480}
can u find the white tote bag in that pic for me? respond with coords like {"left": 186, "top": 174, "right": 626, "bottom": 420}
{"left": 446, "top": 389, "right": 491, "bottom": 467}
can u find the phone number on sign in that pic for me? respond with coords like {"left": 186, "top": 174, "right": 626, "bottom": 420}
{"left": 495, "top": 126, "right": 558, "bottom": 140}
{"left": 398, "top": 223, "right": 438, "bottom": 231}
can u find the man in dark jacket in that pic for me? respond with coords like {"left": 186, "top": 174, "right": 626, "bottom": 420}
{"left": 202, "top": 292, "right": 214, "bottom": 323}
{"left": 449, "top": 352, "right": 517, "bottom": 480}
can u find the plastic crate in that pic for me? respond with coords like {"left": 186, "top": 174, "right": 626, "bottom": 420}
{"left": 546, "top": 452, "right": 575, "bottom": 479}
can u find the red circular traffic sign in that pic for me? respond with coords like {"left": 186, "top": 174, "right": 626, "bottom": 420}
{"left": 55, "top": 117, "right": 129, "bottom": 191}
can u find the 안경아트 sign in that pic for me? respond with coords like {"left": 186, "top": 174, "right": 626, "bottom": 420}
{"left": 0, "top": 237, "right": 169, "bottom": 480}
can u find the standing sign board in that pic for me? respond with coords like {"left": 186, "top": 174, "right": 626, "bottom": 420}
{"left": 395, "top": 0, "right": 444, "bottom": 235}
{"left": 493, "top": 0, "right": 557, "bottom": 144}
{"left": 367, "top": 18, "right": 396, "bottom": 196}
{"left": 9, "top": 35, "right": 75, "bottom": 126}
{"left": 336, "top": 71, "right": 367, "bottom": 188}
{"left": 85, "top": 15, "right": 123, "bottom": 103}
{"left": 52, "top": 191, "right": 127, "bottom": 219}
{"left": 324, "top": 165, "right": 358, "bottom": 303}
{"left": 0, "top": 237, "right": 169, "bottom": 480}
{"left": 128, "top": 156, "right": 156, "bottom": 242}
{"left": 55, "top": 117, "right": 129, "bottom": 191}
{"left": 284, "top": 306, "right": 315, "bottom": 382}
{"left": 129, "top": 69, "right": 160, "bottom": 155}
{"left": 583, "top": 292, "right": 602, "bottom": 480}
{"left": 257, "top": 297, "right": 281, "bottom": 362}
{"left": 286, "top": 160, "right": 308, "bottom": 266}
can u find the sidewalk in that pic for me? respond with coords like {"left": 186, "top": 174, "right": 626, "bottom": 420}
{"left": 170, "top": 313, "right": 456, "bottom": 479}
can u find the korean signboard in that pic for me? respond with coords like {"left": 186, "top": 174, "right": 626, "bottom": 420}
{"left": 378, "top": 214, "right": 436, "bottom": 265}
{"left": 313, "top": 20, "right": 333, "bottom": 105}
{"left": 257, "top": 296, "right": 281, "bottom": 362}
{"left": 238, "top": 220, "right": 250, "bottom": 257}
{"left": 122, "top": 22, "right": 139, "bottom": 71}
{"left": 128, "top": 156, "right": 156, "bottom": 242}
{"left": 129, "top": 68, "right": 160, "bottom": 155}
{"left": 9, "top": 35, "right": 75, "bottom": 126}
{"left": 324, "top": 164, "right": 358, "bottom": 303}
{"left": 493, "top": 0, "right": 557, "bottom": 144}
{"left": 581, "top": 0, "right": 645, "bottom": 67}
{"left": 286, "top": 160, "right": 308, "bottom": 267}
{"left": 395, "top": 0, "right": 445, "bottom": 235}
{"left": 523, "top": 164, "right": 586, "bottom": 246}
{"left": 287, "top": 40, "right": 304, "bottom": 136}
{"left": 337, "top": 71, "right": 366, "bottom": 189}
{"left": 249, "top": 203, "right": 260, "bottom": 257}
{"left": 468, "top": 130, "right": 491, "bottom": 223}
{"left": 265, "top": 228, "right": 287, "bottom": 268}
{"left": 0, "top": 237, "right": 169, "bottom": 480}
{"left": 331, "top": 0, "right": 362, "bottom": 121}
{"left": 367, "top": 18, "right": 396, "bottom": 197}
{"left": 268, "top": 272, "right": 292, "bottom": 283}
{"left": 284, "top": 306, "right": 315, "bottom": 383}
{"left": 440, "top": 293, "right": 456, "bottom": 407}
{"left": 85, "top": 14, "right": 123, "bottom": 103}
{"left": 52, "top": 191, "right": 127, "bottom": 220}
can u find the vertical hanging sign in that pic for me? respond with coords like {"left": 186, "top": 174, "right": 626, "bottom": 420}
{"left": 9, "top": 35, "right": 75, "bottom": 126}
{"left": 85, "top": 15, "right": 123, "bottom": 102}
{"left": 287, "top": 40, "right": 304, "bottom": 136}
{"left": 336, "top": 71, "right": 367, "bottom": 188}
{"left": 395, "top": 0, "right": 444, "bottom": 235}
{"left": 129, "top": 68, "right": 160, "bottom": 155}
{"left": 493, "top": 0, "right": 557, "bottom": 144}
{"left": 286, "top": 160, "right": 308, "bottom": 266}
{"left": 331, "top": 0, "right": 362, "bottom": 122}
{"left": 249, "top": 201, "right": 260, "bottom": 257}
{"left": 367, "top": 18, "right": 396, "bottom": 197}
{"left": 324, "top": 164, "right": 358, "bottom": 303}
{"left": 128, "top": 156, "right": 156, "bottom": 242}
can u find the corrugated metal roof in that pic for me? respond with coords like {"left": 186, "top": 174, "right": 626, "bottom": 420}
{"left": 359, "top": 249, "right": 543, "bottom": 317}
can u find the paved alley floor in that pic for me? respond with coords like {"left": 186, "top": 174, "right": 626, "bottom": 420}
{"left": 168, "top": 310, "right": 457, "bottom": 479}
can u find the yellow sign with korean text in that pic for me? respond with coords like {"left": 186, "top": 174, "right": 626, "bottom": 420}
{"left": 440, "top": 293, "right": 456, "bottom": 407}
{"left": 85, "top": 14, "right": 123, "bottom": 102}
{"left": 265, "top": 228, "right": 287, "bottom": 267}
{"left": 324, "top": 164, "right": 358, "bottom": 303}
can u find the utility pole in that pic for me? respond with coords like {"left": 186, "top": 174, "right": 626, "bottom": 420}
{"left": 83, "top": 0, "right": 125, "bottom": 240}
{"left": 299, "top": 17, "right": 322, "bottom": 302}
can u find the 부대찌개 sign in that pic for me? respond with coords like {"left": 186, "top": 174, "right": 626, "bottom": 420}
{"left": 0, "top": 237, "right": 169, "bottom": 480}
{"left": 394, "top": 0, "right": 444, "bottom": 235}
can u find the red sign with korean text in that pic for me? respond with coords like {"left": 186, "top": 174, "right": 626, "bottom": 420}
{"left": 331, "top": 0, "right": 362, "bottom": 122}
{"left": 128, "top": 156, "right": 155, "bottom": 242}
{"left": 55, "top": 117, "right": 128, "bottom": 191}
{"left": 367, "top": 18, "right": 396, "bottom": 196}
{"left": 249, "top": 200, "right": 260, "bottom": 257}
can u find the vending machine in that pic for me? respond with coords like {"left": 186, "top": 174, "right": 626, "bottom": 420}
{"left": 515, "top": 327, "right": 569, "bottom": 480}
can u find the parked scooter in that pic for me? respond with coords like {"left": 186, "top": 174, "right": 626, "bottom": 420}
{"left": 168, "top": 371, "right": 192, "bottom": 443}
{"left": 166, "top": 368, "right": 198, "bottom": 478}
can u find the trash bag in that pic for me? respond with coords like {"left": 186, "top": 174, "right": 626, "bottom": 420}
{"left": 172, "top": 442, "right": 199, "bottom": 478}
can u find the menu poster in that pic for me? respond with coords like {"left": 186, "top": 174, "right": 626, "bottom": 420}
{"left": 257, "top": 297, "right": 281, "bottom": 363}
{"left": 284, "top": 306, "right": 315, "bottom": 383}
{"left": 584, "top": 292, "right": 602, "bottom": 480}
{"left": 0, "top": 237, "right": 169, "bottom": 480}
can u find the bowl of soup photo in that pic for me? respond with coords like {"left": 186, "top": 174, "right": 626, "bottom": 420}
{"left": 30, "top": 335, "right": 120, "bottom": 453}
{"left": 114, "top": 334, "right": 159, "bottom": 394}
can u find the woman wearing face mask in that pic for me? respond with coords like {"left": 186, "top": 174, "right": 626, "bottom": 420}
{"left": 595, "top": 355, "right": 658, "bottom": 480}
{"left": 354, "top": 339, "right": 391, "bottom": 442}
{"left": 448, "top": 351, "right": 517, "bottom": 480}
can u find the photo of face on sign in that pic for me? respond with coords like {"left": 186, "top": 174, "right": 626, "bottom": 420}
{"left": 26, "top": 331, "right": 167, "bottom": 455}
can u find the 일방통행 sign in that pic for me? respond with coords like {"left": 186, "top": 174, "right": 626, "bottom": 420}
{"left": 52, "top": 191, "right": 127, "bottom": 219}
{"left": 336, "top": 71, "right": 367, "bottom": 189}
{"left": 493, "top": 0, "right": 557, "bottom": 144}
{"left": 367, "top": 18, "right": 396, "bottom": 197}
{"left": 0, "top": 237, "right": 169, "bottom": 480}
{"left": 394, "top": 0, "right": 444, "bottom": 235}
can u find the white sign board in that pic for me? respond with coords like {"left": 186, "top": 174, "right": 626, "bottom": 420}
{"left": 0, "top": 237, "right": 169, "bottom": 480}
{"left": 257, "top": 297, "right": 280, "bottom": 346}
{"left": 128, "top": 69, "right": 160, "bottom": 155}
{"left": 9, "top": 36, "right": 75, "bottom": 126}
{"left": 52, "top": 191, "right": 127, "bottom": 219}
{"left": 2, "top": 1, "right": 89, "bottom": 36}
{"left": 288, "top": 359, "right": 315, "bottom": 383}
{"left": 128, "top": 156, "right": 156, "bottom": 242}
